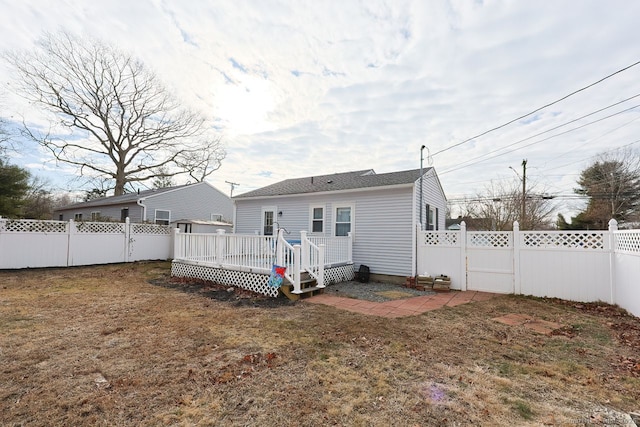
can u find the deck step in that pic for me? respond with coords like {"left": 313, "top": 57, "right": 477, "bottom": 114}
{"left": 279, "top": 279, "right": 324, "bottom": 301}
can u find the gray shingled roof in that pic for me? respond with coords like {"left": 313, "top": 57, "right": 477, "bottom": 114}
{"left": 234, "top": 168, "right": 432, "bottom": 199}
{"left": 57, "top": 184, "right": 192, "bottom": 210}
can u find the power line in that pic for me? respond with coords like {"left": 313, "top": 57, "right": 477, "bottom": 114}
{"left": 431, "top": 60, "right": 640, "bottom": 157}
{"left": 439, "top": 104, "right": 640, "bottom": 175}
{"left": 438, "top": 94, "right": 640, "bottom": 173}
{"left": 542, "top": 138, "right": 640, "bottom": 172}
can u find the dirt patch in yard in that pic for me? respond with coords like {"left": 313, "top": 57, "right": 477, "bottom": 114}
{"left": 149, "top": 275, "right": 295, "bottom": 308}
{"left": 1, "top": 261, "right": 640, "bottom": 426}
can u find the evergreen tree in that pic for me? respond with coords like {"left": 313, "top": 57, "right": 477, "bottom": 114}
{"left": 0, "top": 159, "right": 30, "bottom": 217}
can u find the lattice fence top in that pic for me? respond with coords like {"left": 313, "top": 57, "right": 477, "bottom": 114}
{"left": 74, "top": 221, "right": 125, "bottom": 234}
{"left": 523, "top": 232, "right": 605, "bottom": 250}
{"left": 132, "top": 223, "right": 172, "bottom": 235}
{"left": 468, "top": 232, "right": 511, "bottom": 248}
{"left": 421, "top": 232, "right": 459, "bottom": 246}
{"left": 0, "top": 219, "right": 68, "bottom": 233}
{"left": 616, "top": 231, "right": 640, "bottom": 253}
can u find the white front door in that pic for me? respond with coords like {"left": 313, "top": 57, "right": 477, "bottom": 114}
{"left": 261, "top": 206, "right": 276, "bottom": 235}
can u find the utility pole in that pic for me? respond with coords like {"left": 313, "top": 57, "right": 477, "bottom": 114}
{"left": 510, "top": 159, "right": 527, "bottom": 229}
{"left": 225, "top": 180, "right": 239, "bottom": 198}
{"left": 521, "top": 159, "right": 527, "bottom": 229}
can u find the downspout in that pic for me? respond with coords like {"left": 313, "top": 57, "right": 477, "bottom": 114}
{"left": 416, "top": 145, "right": 426, "bottom": 278}
{"left": 137, "top": 198, "right": 147, "bottom": 222}
{"left": 419, "top": 145, "right": 425, "bottom": 231}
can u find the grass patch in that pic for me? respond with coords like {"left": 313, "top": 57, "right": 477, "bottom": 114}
{"left": 513, "top": 400, "right": 535, "bottom": 420}
{"left": 0, "top": 262, "right": 638, "bottom": 426}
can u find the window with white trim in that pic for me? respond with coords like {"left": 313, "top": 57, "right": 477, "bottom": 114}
{"left": 310, "top": 206, "right": 324, "bottom": 233}
{"left": 91, "top": 211, "right": 101, "bottom": 221}
{"left": 427, "top": 205, "right": 439, "bottom": 230}
{"left": 154, "top": 209, "right": 171, "bottom": 225}
{"left": 210, "top": 213, "right": 223, "bottom": 221}
{"left": 74, "top": 213, "right": 83, "bottom": 221}
{"left": 334, "top": 205, "right": 353, "bottom": 237}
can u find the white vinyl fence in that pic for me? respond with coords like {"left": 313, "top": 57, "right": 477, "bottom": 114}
{"left": 418, "top": 220, "right": 640, "bottom": 317}
{"left": 0, "top": 218, "right": 172, "bottom": 269}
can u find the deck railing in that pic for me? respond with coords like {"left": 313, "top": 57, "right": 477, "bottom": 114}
{"left": 174, "top": 230, "right": 276, "bottom": 270}
{"left": 307, "top": 233, "right": 352, "bottom": 265}
{"left": 173, "top": 229, "right": 352, "bottom": 294}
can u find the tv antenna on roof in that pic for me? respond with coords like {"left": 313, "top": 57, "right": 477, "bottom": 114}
{"left": 225, "top": 180, "right": 239, "bottom": 197}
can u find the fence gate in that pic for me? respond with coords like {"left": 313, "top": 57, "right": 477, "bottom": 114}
{"left": 465, "top": 231, "right": 514, "bottom": 293}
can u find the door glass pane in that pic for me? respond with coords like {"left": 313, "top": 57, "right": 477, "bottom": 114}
{"left": 264, "top": 211, "right": 274, "bottom": 235}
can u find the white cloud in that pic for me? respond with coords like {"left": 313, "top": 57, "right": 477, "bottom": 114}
{"left": 1, "top": 0, "right": 639, "bottom": 219}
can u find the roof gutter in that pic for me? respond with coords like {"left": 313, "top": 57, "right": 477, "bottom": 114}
{"left": 234, "top": 182, "right": 415, "bottom": 201}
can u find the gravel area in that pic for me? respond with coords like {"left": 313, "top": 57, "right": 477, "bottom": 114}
{"left": 324, "top": 280, "right": 435, "bottom": 302}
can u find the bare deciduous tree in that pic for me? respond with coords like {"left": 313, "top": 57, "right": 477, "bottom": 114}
{"left": 4, "top": 31, "right": 225, "bottom": 195}
{"left": 457, "top": 178, "right": 556, "bottom": 231}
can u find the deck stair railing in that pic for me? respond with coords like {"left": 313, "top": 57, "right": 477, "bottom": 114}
{"left": 275, "top": 230, "right": 301, "bottom": 293}
{"left": 300, "top": 231, "right": 325, "bottom": 290}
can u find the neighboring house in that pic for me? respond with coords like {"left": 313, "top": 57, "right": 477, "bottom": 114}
{"left": 232, "top": 168, "right": 446, "bottom": 279}
{"left": 55, "top": 182, "right": 233, "bottom": 225}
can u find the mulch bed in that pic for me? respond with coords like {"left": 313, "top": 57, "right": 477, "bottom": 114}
{"left": 149, "top": 275, "right": 295, "bottom": 308}
{"left": 150, "top": 276, "right": 433, "bottom": 305}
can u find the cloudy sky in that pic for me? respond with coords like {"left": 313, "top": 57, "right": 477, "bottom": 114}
{"left": 1, "top": 0, "right": 639, "bottom": 218}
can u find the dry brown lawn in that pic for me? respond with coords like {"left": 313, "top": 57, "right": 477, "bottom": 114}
{"left": 1, "top": 261, "right": 639, "bottom": 426}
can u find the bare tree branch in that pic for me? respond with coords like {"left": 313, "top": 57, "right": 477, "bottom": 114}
{"left": 3, "top": 31, "right": 225, "bottom": 195}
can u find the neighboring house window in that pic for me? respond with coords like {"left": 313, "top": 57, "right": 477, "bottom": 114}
{"left": 91, "top": 211, "right": 100, "bottom": 221}
{"left": 334, "top": 205, "right": 353, "bottom": 236}
{"left": 74, "top": 213, "right": 83, "bottom": 221}
{"left": 178, "top": 223, "right": 192, "bottom": 233}
{"left": 121, "top": 208, "right": 129, "bottom": 222}
{"left": 262, "top": 207, "right": 276, "bottom": 236}
{"left": 58, "top": 214, "right": 63, "bottom": 221}
{"left": 211, "top": 213, "right": 223, "bottom": 221}
{"left": 155, "top": 209, "right": 171, "bottom": 225}
{"left": 310, "top": 206, "right": 324, "bottom": 233}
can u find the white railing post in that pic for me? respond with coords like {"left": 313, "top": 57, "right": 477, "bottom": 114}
{"left": 513, "top": 221, "right": 521, "bottom": 295}
{"left": 172, "top": 227, "right": 181, "bottom": 259}
{"left": 300, "top": 230, "right": 309, "bottom": 271}
{"left": 276, "top": 229, "right": 284, "bottom": 266}
{"left": 67, "top": 219, "right": 76, "bottom": 267}
{"left": 124, "top": 217, "right": 131, "bottom": 263}
{"left": 216, "top": 229, "right": 226, "bottom": 264}
{"left": 292, "top": 244, "right": 301, "bottom": 293}
{"left": 459, "top": 221, "right": 467, "bottom": 291}
{"left": 608, "top": 218, "right": 618, "bottom": 305}
{"left": 347, "top": 231, "right": 353, "bottom": 263}
{"left": 317, "top": 244, "right": 325, "bottom": 288}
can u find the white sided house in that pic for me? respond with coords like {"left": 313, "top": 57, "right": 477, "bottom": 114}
{"left": 232, "top": 168, "right": 446, "bottom": 280}
{"left": 55, "top": 182, "right": 233, "bottom": 226}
